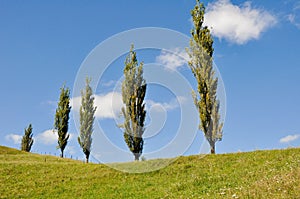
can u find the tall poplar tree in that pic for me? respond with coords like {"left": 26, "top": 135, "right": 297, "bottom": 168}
{"left": 21, "top": 124, "right": 33, "bottom": 152}
{"left": 54, "top": 85, "right": 71, "bottom": 158}
{"left": 120, "top": 44, "right": 147, "bottom": 161}
{"left": 78, "top": 78, "right": 97, "bottom": 163}
{"left": 187, "top": 0, "right": 223, "bottom": 154}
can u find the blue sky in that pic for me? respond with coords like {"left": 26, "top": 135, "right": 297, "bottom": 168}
{"left": 1, "top": 0, "right": 300, "bottom": 163}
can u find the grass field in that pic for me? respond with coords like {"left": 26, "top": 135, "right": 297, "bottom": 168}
{"left": 0, "top": 145, "right": 299, "bottom": 198}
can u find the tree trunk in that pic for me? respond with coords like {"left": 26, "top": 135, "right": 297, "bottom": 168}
{"left": 86, "top": 154, "right": 89, "bottom": 163}
{"left": 134, "top": 153, "right": 140, "bottom": 161}
{"left": 60, "top": 151, "right": 64, "bottom": 158}
{"left": 210, "top": 143, "right": 215, "bottom": 154}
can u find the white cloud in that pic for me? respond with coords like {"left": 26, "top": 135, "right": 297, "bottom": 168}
{"left": 147, "top": 96, "right": 187, "bottom": 112}
{"left": 279, "top": 134, "right": 300, "bottom": 143}
{"left": 102, "top": 80, "right": 116, "bottom": 87}
{"left": 71, "top": 97, "right": 81, "bottom": 112}
{"left": 156, "top": 48, "right": 189, "bottom": 71}
{"left": 71, "top": 92, "right": 123, "bottom": 119}
{"left": 203, "top": 0, "right": 277, "bottom": 44}
{"left": 5, "top": 134, "right": 22, "bottom": 145}
{"left": 177, "top": 96, "right": 188, "bottom": 104}
{"left": 94, "top": 92, "right": 123, "bottom": 118}
{"left": 36, "top": 130, "right": 58, "bottom": 145}
{"left": 35, "top": 129, "right": 74, "bottom": 145}
{"left": 72, "top": 92, "right": 187, "bottom": 119}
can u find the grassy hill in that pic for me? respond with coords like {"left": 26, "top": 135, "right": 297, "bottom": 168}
{"left": 0, "top": 145, "right": 299, "bottom": 198}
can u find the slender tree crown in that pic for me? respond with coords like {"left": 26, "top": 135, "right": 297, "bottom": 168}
{"left": 78, "top": 77, "right": 97, "bottom": 163}
{"left": 54, "top": 85, "right": 71, "bottom": 158}
{"left": 120, "top": 44, "right": 147, "bottom": 161}
{"left": 187, "top": 0, "right": 223, "bottom": 154}
{"left": 21, "top": 124, "right": 33, "bottom": 152}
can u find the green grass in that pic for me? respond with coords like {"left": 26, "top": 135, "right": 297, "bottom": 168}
{"left": 0, "top": 145, "right": 299, "bottom": 198}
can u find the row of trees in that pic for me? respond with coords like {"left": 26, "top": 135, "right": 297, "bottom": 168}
{"left": 54, "top": 80, "right": 96, "bottom": 163}
{"left": 21, "top": 79, "right": 96, "bottom": 163}
{"left": 21, "top": 45, "right": 147, "bottom": 162}
{"left": 21, "top": 0, "right": 223, "bottom": 161}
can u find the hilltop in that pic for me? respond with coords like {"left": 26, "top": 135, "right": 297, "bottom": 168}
{"left": 0, "top": 145, "right": 299, "bottom": 198}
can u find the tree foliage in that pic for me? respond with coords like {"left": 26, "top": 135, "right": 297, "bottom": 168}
{"left": 54, "top": 85, "right": 71, "bottom": 158}
{"left": 120, "top": 44, "right": 147, "bottom": 161}
{"left": 78, "top": 78, "right": 97, "bottom": 163}
{"left": 21, "top": 124, "right": 33, "bottom": 152}
{"left": 187, "top": 0, "right": 223, "bottom": 154}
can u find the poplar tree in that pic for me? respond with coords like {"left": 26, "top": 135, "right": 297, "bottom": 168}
{"left": 21, "top": 124, "right": 33, "bottom": 152}
{"left": 54, "top": 85, "right": 71, "bottom": 158}
{"left": 78, "top": 78, "right": 97, "bottom": 163}
{"left": 187, "top": 0, "right": 223, "bottom": 154}
{"left": 120, "top": 44, "right": 147, "bottom": 161}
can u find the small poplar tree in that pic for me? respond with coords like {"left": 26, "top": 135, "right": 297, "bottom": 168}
{"left": 187, "top": 0, "right": 223, "bottom": 154}
{"left": 78, "top": 78, "right": 97, "bottom": 163}
{"left": 21, "top": 124, "right": 33, "bottom": 152}
{"left": 120, "top": 44, "right": 147, "bottom": 161}
{"left": 54, "top": 85, "right": 71, "bottom": 158}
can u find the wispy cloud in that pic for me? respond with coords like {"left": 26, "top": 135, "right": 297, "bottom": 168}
{"left": 287, "top": 2, "right": 300, "bottom": 29}
{"left": 156, "top": 48, "right": 189, "bottom": 72}
{"left": 279, "top": 134, "right": 300, "bottom": 143}
{"left": 287, "top": 14, "right": 300, "bottom": 28}
{"left": 204, "top": 0, "right": 277, "bottom": 44}
{"left": 71, "top": 92, "right": 123, "bottom": 119}
{"left": 41, "top": 100, "right": 58, "bottom": 114}
{"left": 43, "top": 100, "right": 57, "bottom": 106}
{"left": 102, "top": 80, "right": 116, "bottom": 88}
{"left": 5, "top": 134, "right": 22, "bottom": 145}
{"left": 292, "top": 1, "right": 300, "bottom": 11}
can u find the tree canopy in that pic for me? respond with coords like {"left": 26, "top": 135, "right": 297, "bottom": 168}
{"left": 21, "top": 124, "right": 33, "bottom": 152}
{"left": 54, "top": 85, "right": 71, "bottom": 158}
{"left": 187, "top": 0, "right": 223, "bottom": 154}
{"left": 78, "top": 78, "right": 97, "bottom": 163}
{"left": 120, "top": 44, "right": 147, "bottom": 161}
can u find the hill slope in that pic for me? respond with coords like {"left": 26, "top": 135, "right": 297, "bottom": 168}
{"left": 0, "top": 145, "right": 299, "bottom": 198}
